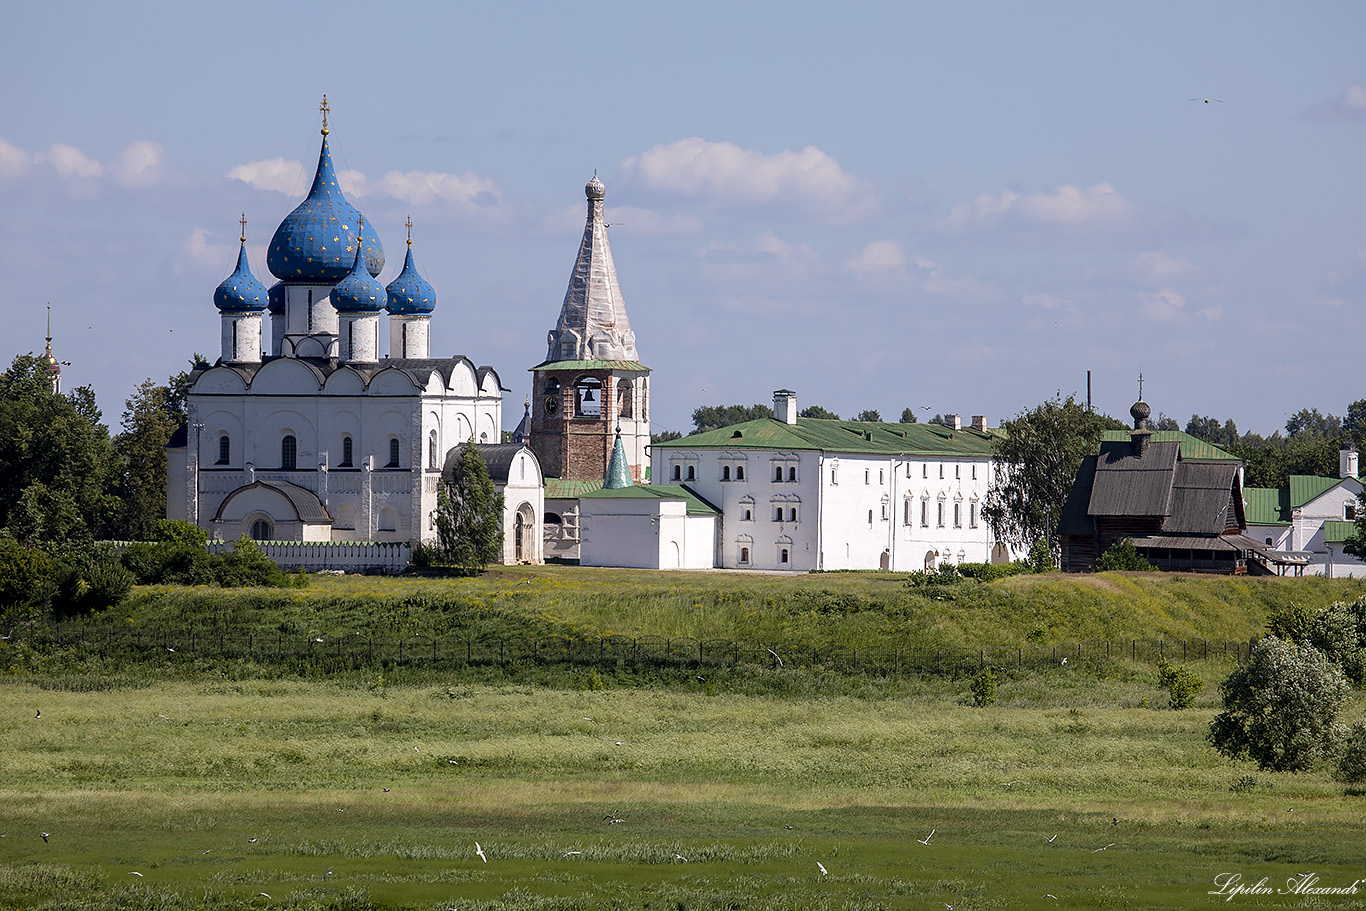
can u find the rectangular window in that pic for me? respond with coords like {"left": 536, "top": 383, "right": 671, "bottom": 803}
{"left": 972, "top": 464, "right": 977, "bottom": 480}
{"left": 865, "top": 470, "right": 870, "bottom": 485}
{"left": 881, "top": 502, "right": 889, "bottom": 520}
{"left": 1348, "top": 504, "right": 1358, "bottom": 521}
{"left": 879, "top": 469, "right": 884, "bottom": 485}
{"left": 955, "top": 465, "right": 960, "bottom": 479}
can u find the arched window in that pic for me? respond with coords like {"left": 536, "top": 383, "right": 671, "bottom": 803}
{"left": 574, "top": 377, "right": 601, "bottom": 418}
{"left": 788, "top": 466, "right": 796, "bottom": 481}
{"left": 217, "top": 435, "right": 230, "bottom": 465}
{"left": 774, "top": 507, "right": 783, "bottom": 522}
{"left": 780, "top": 548, "right": 790, "bottom": 565}
{"left": 281, "top": 435, "right": 296, "bottom": 470}
{"left": 250, "top": 518, "right": 273, "bottom": 540}
{"left": 736, "top": 465, "right": 745, "bottom": 480}
{"left": 868, "top": 509, "right": 874, "bottom": 524}
{"left": 774, "top": 466, "right": 783, "bottom": 482}
{"left": 740, "top": 546, "right": 750, "bottom": 564}
{"left": 340, "top": 436, "right": 353, "bottom": 467}
{"left": 429, "top": 430, "right": 438, "bottom": 469}
{"left": 789, "top": 507, "right": 798, "bottom": 522}
{"left": 387, "top": 438, "right": 400, "bottom": 468}
{"left": 686, "top": 465, "right": 695, "bottom": 481}
{"left": 722, "top": 466, "right": 731, "bottom": 481}
{"left": 617, "top": 379, "right": 633, "bottom": 418}
{"left": 672, "top": 464, "right": 681, "bottom": 481}
{"left": 744, "top": 508, "right": 752, "bottom": 521}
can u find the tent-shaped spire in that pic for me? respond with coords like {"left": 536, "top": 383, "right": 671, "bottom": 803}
{"left": 603, "top": 425, "right": 633, "bottom": 489}
{"left": 545, "top": 176, "right": 639, "bottom": 363}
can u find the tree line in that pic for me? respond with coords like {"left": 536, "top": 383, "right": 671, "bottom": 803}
{"left": 0, "top": 351, "right": 199, "bottom": 544}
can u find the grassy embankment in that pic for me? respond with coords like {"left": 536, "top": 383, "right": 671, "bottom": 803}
{"left": 1, "top": 569, "right": 1365, "bottom": 909}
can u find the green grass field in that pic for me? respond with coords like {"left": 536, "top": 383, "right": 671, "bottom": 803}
{"left": 2, "top": 569, "right": 1365, "bottom": 909}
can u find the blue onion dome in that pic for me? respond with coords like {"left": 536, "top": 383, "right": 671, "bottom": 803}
{"left": 386, "top": 243, "right": 436, "bottom": 315}
{"left": 267, "top": 281, "right": 286, "bottom": 314}
{"left": 330, "top": 219, "right": 386, "bottom": 313}
{"left": 214, "top": 230, "right": 268, "bottom": 312}
{"left": 267, "top": 129, "right": 384, "bottom": 283}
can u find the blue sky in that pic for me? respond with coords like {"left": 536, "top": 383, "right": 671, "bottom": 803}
{"left": 2, "top": 1, "right": 1362, "bottom": 437}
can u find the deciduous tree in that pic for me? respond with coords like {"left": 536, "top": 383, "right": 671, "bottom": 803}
{"left": 690, "top": 404, "right": 774, "bottom": 434}
{"left": 799, "top": 405, "right": 840, "bottom": 420}
{"left": 980, "top": 394, "right": 1125, "bottom": 552}
{"left": 435, "top": 443, "right": 504, "bottom": 576}
{"left": 1208, "top": 637, "right": 1349, "bottom": 773}
{"left": 853, "top": 409, "right": 881, "bottom": 422}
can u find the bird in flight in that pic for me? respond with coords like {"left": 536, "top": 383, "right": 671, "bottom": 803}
{"left": 917, "top": 828, "right": 935, "bottom": 846}
{"left": 559, "top": 850, "right": 582, "bottom": 859}
{"left": 816, "top": 861, "right": 828, "bottom": 876}
{"left": 1045, "top": 834, "right": 1058, "bottom": 844}
{"left": 1092, "top": 843, "right": 1115, "bottom": 853}
{"left": 34, "top": 710, "right": 40, "bottom": 719}
{"left": 673, "top": 853, "right": 688, "bottom": 862}
{"left": 40, "top": 832, "right": 49, "bottom": 843}
{"left": 129, "top": 872, "right": 143, "bottom": 877}
{"left": 767, "top": 648, "right": 783, "bottom": 667}
{"left": 475, "top": 842, "right": 487, "bottom": 863}
{"left": 1190, "top": 98, "right": 1224, "bottom": 103}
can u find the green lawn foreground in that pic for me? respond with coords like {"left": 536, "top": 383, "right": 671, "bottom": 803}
{"left": 1, "top": 676, "right": 1364, "bottom": 910}
{"left": 3, "top": 568, "right": 1366, "bottom": 909}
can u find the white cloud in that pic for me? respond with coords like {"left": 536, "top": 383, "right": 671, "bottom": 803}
{"left": 941, "top": 182, "right": 1135, "bottom": 234}
{"left": 1127, "top": 250, "right": 1203, "bottom": 283}
{"left": 0, "top": 139, "right": 31, "bottom": 180}
{"left": 846, "top": 240, "right": 905, "bottom": 274}
{"left": 366, "top": 169, "right": 501, "bottom": 210}
{"left": 41, "top": 143, "right": 103, "bottom": 180}
{"left": 1021, "top": 292, "right": 1075, "bottom": 312}
{"left": 179, "top": 227, "right": 232, "bottom": 273}
{"left": 620, "top": 137, "right": 878, "bottom": 222}
{"left": 909, "top": 255, "right": 1001, "bottom": 300}
{"left": 1139, "top": 287, "right": 1188, "bottom": 321}
{"left": 227, "top": 157, "right": 308, "bottom": 194}
{"left": 1301, "top": 83, "right": 1366, "bottom": 121}
{"left": 113, "top": 140, "right": 165, "bottom": 188}
{"left": 700, "top": 231, "right": 824, "bottom": 287}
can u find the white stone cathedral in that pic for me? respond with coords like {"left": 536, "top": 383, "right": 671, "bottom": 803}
{"left": 167, "top": 104, "right": 542, "bottom": 560}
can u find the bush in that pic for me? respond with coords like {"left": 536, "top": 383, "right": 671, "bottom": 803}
{"left": 1266, "top": 601, "right": 1315, "bottom": 643}
{"left": 1308, "top": 596, "right": 1366, "bottom": 686}
{"left": 153, "top": 519, "right": 208, "bottom": 549}
{"left": 1208, "top": 637, "right": 1350, "bottom": 772}
{"left": 0, "top": 533, "right": 59, "bottom": 613}
{"left": 53, "top": 543, "right": 133, "bottom": 618}
{"left": 217, "top": 536, "right": 296, "bottom": 588}
{"left": 1338, "top": 720, "right": 1366, "bottom": 784}
{"left": 1156, "top": 658, "right": 1204, "bottom": 709}
{"left": 1026, "top": 539, "right": 1054, "bottom": 573}
{"left": 409, "top": 542, "right": 440, "bottom": 569}
{"left": 970, "top": 667, "right": 997, "bottom": 707}
{"left": 956, "top": 561, "right": 1030, "bottom": 582}
{"left": 1096, "top": 538, "right": 1155, "bottom": 572}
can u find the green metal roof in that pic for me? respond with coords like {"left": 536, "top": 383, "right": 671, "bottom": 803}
{"left": 1324, "top": 520, "right": 1359, "bottom": 545}
{"left": 1099, "top": 430, "right": 1240, "bottom": 461}
{"left": 653, "top": 417, "right": 997, "bottom": 457}
{"left": 1289, "top": 475, "right": 1343, "bottom": 508}
{"left": 545, "top": 478, "right": 605, "bottom": 499}
{"left": 579, "top": 483, "right": 722, "bottom": 515}
{"left": 1243, "top": 487, "right": 1291, "bottom": 526}
{"left": 531, "top": 360, "right": 650, "bottom": 372}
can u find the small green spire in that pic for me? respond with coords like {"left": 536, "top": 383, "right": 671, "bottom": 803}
{"left": 603, "top": 425, "right": 633, "bottom": 489}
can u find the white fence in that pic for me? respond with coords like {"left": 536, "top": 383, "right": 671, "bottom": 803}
{"left": 206, "top": 540, "right": 411, "bottom": 574}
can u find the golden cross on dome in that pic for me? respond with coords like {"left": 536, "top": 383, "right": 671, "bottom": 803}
{"left": 319, "top": 95, "right": 330, "bottom": 135}
{"left": 239, "top": 213, "right": 248, "bottom": 244}
{"left": 405, "top": 215, "right": 413, "bottom": 247}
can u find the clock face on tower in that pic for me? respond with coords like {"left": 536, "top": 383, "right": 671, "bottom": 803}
{"left": 544, "top": 395, "right": 558, "bottom": 416}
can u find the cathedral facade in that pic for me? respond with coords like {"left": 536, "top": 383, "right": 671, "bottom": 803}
{"left": 167, "top": 106, "right": 541, "bottom": 560}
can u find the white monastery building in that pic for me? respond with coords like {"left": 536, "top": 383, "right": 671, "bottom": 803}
{"left": 167, "top": 103, "right": 542, "bottom": 556}
{"left": 649, "top": 391, "right": 1018, "bottom": 572}
{"left": 1243, "top": 441, "right": 1364, "bottom": 578}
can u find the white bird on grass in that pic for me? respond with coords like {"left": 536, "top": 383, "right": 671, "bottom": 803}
{"left": 674, "top": 853, "right": 688, "bottom": 862}
{"left": 475, "top": 842, "right": 487, "bottom": 863}
{"left": 816, "top": 861, "right": 828, "bottom": 876}
{"left": 559, "top": 851, "right": 582, "bottom": 859}
{"left": 917, "top": 828, "right": 935, "bottom": 846}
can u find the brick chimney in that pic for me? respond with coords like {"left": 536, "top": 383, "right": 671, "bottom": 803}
{"left": 946, "top": 414, "right": 961, "bottom": 431}
{"left": 971, "top": 415, "right": 988, "bottom": 432}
